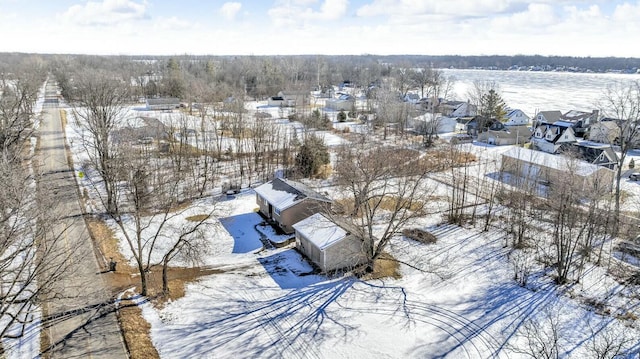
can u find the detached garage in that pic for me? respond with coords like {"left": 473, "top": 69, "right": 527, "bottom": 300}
{"left": 501, "top": 147, "right": 614, "bottom": 191}
{"left": 292, "top": 213, "right": 367, "bottom": 272}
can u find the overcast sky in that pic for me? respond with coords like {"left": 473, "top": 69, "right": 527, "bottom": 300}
{"left": 0, "top": 0, "right": 638, "bottom": 57}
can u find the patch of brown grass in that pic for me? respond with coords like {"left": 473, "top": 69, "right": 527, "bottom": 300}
{"left": 362, "top": 253, "right": 401, "bottom": 280}
{"left": 60, "top": 110, "right": 68, "bottom": 128}
{"left": 185, "top": 214, "right": 210, "bottom": 222}
{"left": 87, "top": 218, "right": 218, "bottom": 358}
{"left": 334, "top": 196, "right": 424, "bottom": 216}
{"left": 86, "top": 218, "right": 131, "bottom": 271}
{"left": 119, "top": 292, "right": 159, "bottom": 359}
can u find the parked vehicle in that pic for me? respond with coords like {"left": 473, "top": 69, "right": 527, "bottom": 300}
{"left": 451, "top": 134, "right": 473, "bottom": 145}
{"left": 629, "top": 173, "right": 640, "bottom": 181}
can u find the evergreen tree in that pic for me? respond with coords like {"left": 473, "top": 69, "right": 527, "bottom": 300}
{"left": 480, "top": 89, "right": 508, "bottom": 123}
{"left": 294, "top": 135, "right": 330, "bottom": 178}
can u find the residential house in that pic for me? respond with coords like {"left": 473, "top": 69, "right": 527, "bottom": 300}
{"left": 267, "top": 96, "right": 287, "bottom": 107}
{"left": 111, "top": 116, "right": 169, "bottom": 144}
{"left": 477, "top": 125, "right": 532, "bottom": 145}
{"left": 533, "top": 110, "right": 563, "bottom": 127}
{"left": 531, "top": 122, "right": 577, "bottom": 153}
{"left": 501, "top": 147, "right": 614, "bottom": 191}
{"left": 146, "top": 97, "right": 180, "bottom": 111}
{"left": 278, "top": 90, "right": 308, "bottom": 107}
{"left": 588, "top": 120, "right": 620, "bottom": 144}
{"left": 292, "top": 213, "right": 368, "bottom": 272}
{"left": 561, "top": 143, "right": 619, "bottom": 170}
{"left": 440, "top": 100, "right": 477, "bottom": 117}
{"left": 457, "top": 115, "right": 489, "bottom": 135}
{"left": 326, "top": 94, "right": 355, "bottom": 111}
{"left": 503, "top": 109, "right": 531, "bottom": 126}
{"left": 559, "top": 109, "right": 600, "bottom": 138}
{"left": 254, "top": 178, "right": 332, "bottom": 234}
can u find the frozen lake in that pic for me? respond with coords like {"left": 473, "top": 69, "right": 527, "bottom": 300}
{"left": 442, "top": 68, "right": 640, "bottom": 117}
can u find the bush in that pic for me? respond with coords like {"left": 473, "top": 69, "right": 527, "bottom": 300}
{"left": 402, "top": 228, "right": 437, "bottom": 244}
{"left": 337, "top": 110, "right": 347, "bottom": 122}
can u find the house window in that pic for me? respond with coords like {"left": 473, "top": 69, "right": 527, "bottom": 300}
{"left": 274, "top": 208, "right": 281, "bottom": 216}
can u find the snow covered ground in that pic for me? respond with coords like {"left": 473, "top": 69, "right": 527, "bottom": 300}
{"left": 134, "top": 192, "right": 640, "bottom": 358}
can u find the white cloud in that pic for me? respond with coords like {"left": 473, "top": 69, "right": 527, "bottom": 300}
{"left": 220, "top": 2, "right": 242, "bottom": 21}
{"left": 59, "top": 0, "right": 149, "bottom": 26}
{"left": 489, "top": 3, "right": 558, "bottom": 33}
{"left": 155, "top": 16, "right": 193, "bottom": 31}
{"left": 357, "top": 0, "right": 516, "bottom": 18}
{"left": 268, "top": 0, "right": 348, "bottom": 27}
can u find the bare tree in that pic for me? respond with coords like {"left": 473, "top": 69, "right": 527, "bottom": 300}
{"left": 334, "top": 141, "right": 439, "bottom": 269}
{"left": 0, "top": 68, "right": 44, "bottom": 156}
{"left": 0, "top": 162, "right": 76, "bottom": 342}
{"left": 107, "top": 143, "right": 214, "bottom": 296}
{"left": 510, "top": 305, "right": 564, "bottom": 359}
{"left": 584, "top": 320, "right": 636, "bottom": 359}
{"left": 1, "top": 68, "right": 76, "bottom": 346}
{"left": 546, "top": 156, "right": 610, "bottom": 284}
{"left": 598, "top": 81, "right": 640, "bottom": 234}
{"left": 71, "top": 71, "right": 130, "bottom": 214}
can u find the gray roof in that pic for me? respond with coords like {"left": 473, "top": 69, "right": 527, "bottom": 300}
{"left": 254, "top": 178, "right": 331, "bottom": 211}
{"left": 147, "top": 97, "right": 180, "bottom": 105}
{"left": 537, "top": 111, "right": 563, "bottom": 123}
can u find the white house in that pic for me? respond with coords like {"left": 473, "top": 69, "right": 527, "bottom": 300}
{"left": 531, "top": 123, "right": 577, "bottom": 153}
{"left": 278, "top": 91, "right": 308, "bottom": 107}
{"left": 292, "top": 213, "right": 367, "bottom": 272}
{"left": 588, "top": 120, "right": 620, "bottom": 144}
{"left": 267, "top": 96, "right": 287, "bottom": 107}
{"left": 326, "top": 94, "right": 355, "bottom": 111}
{"left": 503, "top": 109, "right": 530, "bottom": 126}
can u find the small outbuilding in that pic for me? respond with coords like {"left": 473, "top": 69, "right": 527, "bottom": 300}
{"left": 501, "top": 147, "right": 614, "bottom": 191}
{"left": 292, "top": 213, "right": 367, "bottom": 272}
{"left": 146, "top": 97, "right": 180, "bottom": 111}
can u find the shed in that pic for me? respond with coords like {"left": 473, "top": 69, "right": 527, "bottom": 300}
{"left": 292, "top": 213, "right": 367, "bottom": 272}
{"left": 501, "top": 147, "right": 614, "bottom": 191}
{"left": 146, "top": 97, "right": 180, "bottom": 111}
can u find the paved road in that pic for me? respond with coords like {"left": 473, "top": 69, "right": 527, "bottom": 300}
{"left": 38, "top": 82, "right": 128, "bottom": 358}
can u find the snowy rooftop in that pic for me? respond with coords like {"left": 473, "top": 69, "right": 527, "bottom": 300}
{"left": 254, "top": 178, "right": 331, "bottom": 211}
{"left": 502, "top": 147, "right": 609, "bottom": 177}
{"left": 292, "top": 213, "right": 348, "bottom": 250}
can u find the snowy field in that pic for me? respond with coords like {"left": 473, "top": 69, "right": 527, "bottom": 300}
{"left": 132, "top": 192, "right": 640, "bottom": 359}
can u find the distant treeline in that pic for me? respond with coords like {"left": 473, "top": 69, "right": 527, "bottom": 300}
{"left": 2, "top": 52, "right": 639, "bottom": 74}
{"left": 349, "top": 54, "right": 640, "bottom": 73}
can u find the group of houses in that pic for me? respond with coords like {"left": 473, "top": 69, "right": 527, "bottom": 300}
{"left": 450, "top": 107, "right": 620, "bottom": 190}
{"left": 254, "top": 178, "right": 368, "bottom": 272}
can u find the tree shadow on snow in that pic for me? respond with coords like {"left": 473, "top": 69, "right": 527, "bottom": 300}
{"left": 157, "top": 276, "right": 417, "bottom": 358}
